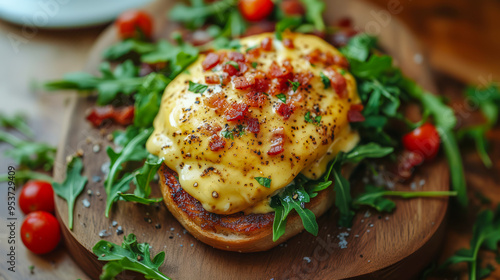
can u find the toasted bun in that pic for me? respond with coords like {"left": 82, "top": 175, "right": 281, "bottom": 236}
{"left": 159, "top": 164, "right": 353, "bottom": 252}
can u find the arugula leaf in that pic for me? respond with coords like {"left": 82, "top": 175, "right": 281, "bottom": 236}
{"left": 340, "top": 34, "right": 377, "bottom": 61}
{"left": 458, "top": 84, "right": 500, "bottom": 168}
{"left": 134, "top": 73, "right": 170, "bottom": 128}
{"left": 440, "top": 205, "right": 500, "bottom": 280}
{"left": 320, "top": 72, "right": 330, "bottom": 89}
{"left": 254, "top": 177, "right": 271, "bottom": 188}
{"left": 104, "top": 128, "right": 151, "bottom": 217}
{"left": 52, "top": 157, "right": 87, "bottom": 230}
{"left": 353, "top": 185, "right": 457, "bottom": 212}
{"left": 169, "top": 0, "right": 236, "bottom": 29}
{"left": 331, "top": 162, "right": 354, "bottom": 227}
{"left": 343, "top": 143, "right": 393, "bottom": 164}
{"left": 45, "top": 60, "right": 143, "bottom": 106}
{"left": 141, "top": 40, "right": 199, "bottom": 78}
{"left": 118, "top": 155, "right": 164, "bottom": 205}
{"left": 0, "top": 130, "right": 56, "bottom": 171}
{"left": 276, "top": 93, "right": 287, "bottom": 103}
{"left": 93, "top": 233, "right": 171, "bottom": 280}
{"left": 0, "top": 113, "right": 34, "bottom": 138}
{"left": 271, "top": 182, "right": 318, "bottom": 241}
{"left": 275, "top": 17, "right": 303, "bottom": 40}
{"left": 103, "top": 39, "right": 156, "bottom": 61}
{"left": 219, "top": 9, "right": 247, "bottom": 38}
{"left": 188, "top": 81, "right": 208, "bottom": 94}
{"left": 299, "top": 0, "right": 325, "bottom": 32}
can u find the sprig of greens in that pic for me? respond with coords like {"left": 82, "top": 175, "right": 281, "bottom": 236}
{"left": 0, "top": 170, "right": 53, "bottom": 183}
{"left": 0, "top": 113, "right": 34, "bottom": 138}
{"left": 353, "top": 185, "right": 457, "bottom": 212}
{"left": 52, "top": 157, "right": 87, "bottom": 230}
{"left": 118, "top": 154, "right": 164, "bottom": 204}
{"left": 341, "top": 33, "right": 468, "bottom": 206}
{"left": 0, "top": 130, "right": 56, "bottom": 171}
{"left": 439, "top": 205, "right": 500, "bottom": 280}
{"left": 104, "top": 128, "right": 151, "bottom": 217}
{"left": 270, "top": 143, "right": 393, "bottom": 240}
{"left": 45, "top": 60, "right": 142, "bottom": 105}
{"left": 93, "top": 233, "right": 171, "bottom": 280}
{"left": 458, "top": 84, "right": 500, "bottom": 168}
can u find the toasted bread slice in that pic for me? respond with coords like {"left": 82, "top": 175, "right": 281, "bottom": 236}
{"left": 159, "top": 164, "right": 352, "bottom": 252}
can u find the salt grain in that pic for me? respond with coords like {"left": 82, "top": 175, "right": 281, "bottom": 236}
{"left": 303, "top": 257, "right": 311, "bottom": 263}
{"left": 82, "top": 199, "right": 90, "bottom": 208}
{"left": 99, "top": 230, "right": 111, "bottom": 238}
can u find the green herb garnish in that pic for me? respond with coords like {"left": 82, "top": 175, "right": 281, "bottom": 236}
{"left": 276, "top": 93, "right": 287, "bottom": 103}
{"left": 255, "top": 177, "right": 271, "bottom": 188}
{"left": 320, "top": 72, "right": 330, "bottom": 89}
{"left": 188, "top": 81, "right": 208, "bottom": 94}
{"left": 93, "top": 233, "right": 171, "bottom": 280}
{"left": 52, "top": 157, "right": 87, "bottom": 230}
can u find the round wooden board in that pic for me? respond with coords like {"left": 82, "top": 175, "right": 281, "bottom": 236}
{"left": 53, "top": 0, "right": 450, "bottom": 279}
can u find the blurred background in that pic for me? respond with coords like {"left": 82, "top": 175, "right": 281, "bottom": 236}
{"left": 0, "top": 0, "right": 499, "bottom": 279}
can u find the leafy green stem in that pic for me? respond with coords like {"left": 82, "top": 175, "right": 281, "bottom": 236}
{"left": 0, "top": 171, "right": 53, "bottom": 183}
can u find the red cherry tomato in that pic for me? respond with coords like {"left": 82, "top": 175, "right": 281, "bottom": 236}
{"left": 238, "top": 0, "right": 274, "bottom": 22}
{"left": 21, "top": 211, "right": 61, "bottom": 254}
{"left": 19, "top": 181, "right": 55, "bottom": 214}
{"left": 402, "top": 123, "right": 441, "bottom": 160}
{"left": 115, "top": 10, "right": 153, "bottom": 39}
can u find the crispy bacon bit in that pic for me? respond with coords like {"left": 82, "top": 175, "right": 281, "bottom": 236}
{"left": 305, "top": 49, "right": 322, "bottom": 64}
{"left": 246, "top": 118, "right": 260, "bottom": 133}
{"left": 225, "top": 102, "right": 249, "bottom": 121}
{"left": 86, "top": 105, "right": 134, "bottom": 127}
{"left": 205, "top": 75, "right": 220, "bottom": 84}
{"left": 238, "top": 62, "right": 249, "bottom": 74}
{"left": 220, "top": 73, "right": 231, "bottom": 86}
{"left": 223, "top": 63, "right": 239, "bottom": 76}
{"left": 283, "top": 38, "right": 294, "bottom": 49}
{"left": 330, "top": 71, "right": 347, "bottom": 97}
{"left": 347, "top": 106, "right": 365, "bottom": 122}
{"left": 200, "top": 123, "right": 222, "bottom": 136}
{"left": 209, "top": 135, "right": 226, "bottom": 151}
{"left": 281, "top": 0, "right": 305, "bottom": 16}
{"left": 268, "top": 128, "right": 285, "bottom": 156}
{"left": 268, "top": 61, "right": 293, "bottom": 79}
{"left": 305, "top": 49, "right": 349, "bottom": 68}
{"left": 202, "top": 53, "right": 220, "bottom": 71}
{"left": 276, "top": 103, "right": 294, "bottom": 120}
{"left": 205, "top": 92, "right": 228, "bottom": 111}
{"left": 233, "top": 76, "right": 255, "bottom": 89}
{"left": 244, "top": 91, "right": 267, "bottom": 108}
{"left": 246, "top": 47, "right": 261, "bottom": 60}
{"left": 261, "top": 37, "right": 273, "bottom": 51}
{"left": 228, "top": 52, "right": 245, "bottom": 62}
{"left": 253, "top": 71, "right": 270, "bottom": 92}
{"left": 293, "top": 71, "right": 313, "bottom": 86}
{"left": 396, "top": 150, "right": 424, "bottom": 180}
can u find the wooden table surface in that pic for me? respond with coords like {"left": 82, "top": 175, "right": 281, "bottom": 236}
{"left": 0, "top": 0, "right": 499, "bottom": 279}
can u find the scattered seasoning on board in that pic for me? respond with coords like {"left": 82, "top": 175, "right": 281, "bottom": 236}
{"left": 99, "top": 230, "right": 111, "bottom": 238}
{"left": 112, "top": 221, "right": 118, "bottom": 227}
{"left": 144, "top": 217, "right": 152, "bottom": 224}
{"left": 155, "top": 223, "right": 161, "bottom": 229}
{"left": 82, "top": 199, "right": 90, "bottom": 208}
{"left": 93, "top": 144, "right": 101, "bottom": 153}
{"left": 116, "top": 226, "right": 124, "bottom": 235}
{"left": 92, "top": 175, "right": 101, "bottom": 183}
{"left": 303, "top": 257, "right": 311, "bottom": 263}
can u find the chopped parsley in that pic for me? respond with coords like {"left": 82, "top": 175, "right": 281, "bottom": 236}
{"left": 276, "top": 93, "right": 287, "bottom": 103}
{"left": 251, "top": 62, "right": 258, "bottom": 69}
{"left": 188, "top": 81, "right": 208, "bottom": 94}
{"left": 221, "top": 130, "right": 234, "bottom": 140}
{"left": 289, "top": 80, "right": 300, "bottom": 92}
{"left": 225, "top": 61, "right": 240, "bottom": 71}
{"left": 255, "top": 177, "right": 271, "bottom": 188}
{"left": 320, "top": 72, "right": 330, "bottom": 89}
{"left": 339, "top": 69, "right": 346, "bottom": 75}
{"left": 305, "top": 112, "right": 321, "bottom": 126}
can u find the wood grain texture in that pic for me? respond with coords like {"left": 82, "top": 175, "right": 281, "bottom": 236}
{"left": 52, "top": 0, "right": 450, "bottom": 279}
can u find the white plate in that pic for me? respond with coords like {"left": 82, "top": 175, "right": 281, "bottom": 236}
{"left": 0, "top": 0, "right": 154, "bottom": 29}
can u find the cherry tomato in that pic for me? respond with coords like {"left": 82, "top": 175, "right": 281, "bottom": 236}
{"left": 402, "top": 123, "right": 441, "bottom": 160}
{"left": 115, "top": 10, "right": 153, "bottom": 39}
{"left": 19, "top": 180, "right": 55, "bottom": 214}
{"left": 238, "top": 0, "right": 274, "bottom": 22}
{"left": 21, "top": 211, "right": 61, "bottom": 254}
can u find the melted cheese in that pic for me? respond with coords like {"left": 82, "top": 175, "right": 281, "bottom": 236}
{"left": 147, "top": 32, "right": 360, "bottom": 215}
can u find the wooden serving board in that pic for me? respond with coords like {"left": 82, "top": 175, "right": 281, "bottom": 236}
{"left": 53, "top": 0, "right": 450, "bottom": 279}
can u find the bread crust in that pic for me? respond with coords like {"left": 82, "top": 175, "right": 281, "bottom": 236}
{"left": 159, "top": 165, "right": 341, "bottom": 252}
